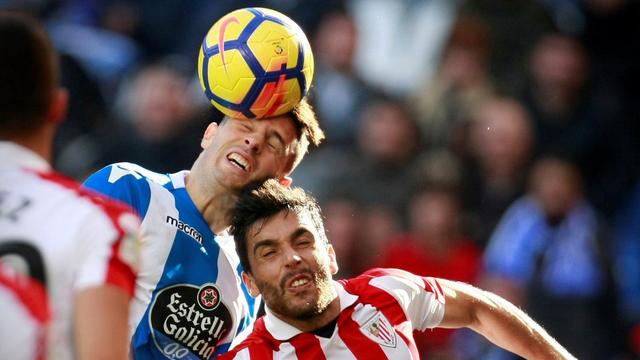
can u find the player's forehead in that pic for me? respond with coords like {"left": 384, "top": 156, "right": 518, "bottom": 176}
{"left": 248, "top": 210, "right": 317, "bottom": 244}
{"left": 226, "top": 115, "right": 298, "bottom": 140}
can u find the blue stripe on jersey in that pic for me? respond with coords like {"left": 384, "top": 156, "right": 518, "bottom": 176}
{"left": 82, "top": 163, "right": 152, "bottom": 218}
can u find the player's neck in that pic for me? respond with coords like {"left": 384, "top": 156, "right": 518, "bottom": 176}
{"left": 185, "top": 173, "right": 238, "bottom": 234}
{"left": 5, "top": 126, "right": 54, "bottom": 164}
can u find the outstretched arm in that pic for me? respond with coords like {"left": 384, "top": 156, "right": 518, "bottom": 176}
{"left": 436, "top": 278, "right": 576, "bottom": 360}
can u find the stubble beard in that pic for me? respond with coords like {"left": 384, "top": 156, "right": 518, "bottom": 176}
{"left": 258, "top": 267, "right": 334, "bottom": 321}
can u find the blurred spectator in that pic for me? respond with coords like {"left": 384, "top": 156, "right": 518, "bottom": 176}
{"left": 461, "top": 96, "right": 534, "bottom": 248}
{"left": 378, "top": 186, "right": 481, "bottom": 358}
{"left": 520, "top": 32, "right": 635, "bottom": 217}
{"left": 412, "top": 14, "right": 495, "bottom": 151}
{"left": 482, "top": 156, "right": 621, "bottom": 359}
{"left": 46, "top": 17, "right": 141, "bottom": 99}
{"left": 348, "top": 0, "right": 462, "bottom": 96}
{"left": 56, "top": 57, "right": 207, "bottom": 178}
{"left": 321, "top": 196, "right": 364, "bottom": 278}
{"left": 52, "top": 53, "right": 109, "bottom": 168}
{"left": 320, "top": 195, "right": 403, "bottom": 278}
{"left": 414, "top": 149, "right": 464, "bottom": 191}
{"left": 310, "top": 8, "right": 374, "bottom": 146}
{"left": 324, "top": 96, "right": 423, "bottom": 216}
{"left": 460, "top": 0, "right": 554, "bottom": 91}
{"left": 612, "top": 181, "right": 640, "bottom": 357}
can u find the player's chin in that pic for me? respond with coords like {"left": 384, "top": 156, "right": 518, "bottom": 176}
{"left": 287, "top": 299, "right": 322, "bottom": 320}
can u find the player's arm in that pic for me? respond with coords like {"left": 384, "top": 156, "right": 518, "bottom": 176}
{"left": 436, "top": 278, "right": 576, "bottom": 360}
{"left": 74, "top": 285, "right": 130, "bottom": 360}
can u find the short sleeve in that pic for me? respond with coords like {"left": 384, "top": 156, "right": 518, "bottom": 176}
{"left": 365, "top": 268, "right": 445, "bottom": 331}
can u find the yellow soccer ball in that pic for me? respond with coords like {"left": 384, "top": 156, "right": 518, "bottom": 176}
{"left": 197, "top": 7, "right": 314, "bottom": 119}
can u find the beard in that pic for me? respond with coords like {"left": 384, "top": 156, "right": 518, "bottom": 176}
{"left": 257, "top": 266, "right": 335, "bottom": 320}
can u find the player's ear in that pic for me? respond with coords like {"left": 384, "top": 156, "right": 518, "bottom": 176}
{"left": 326, "top": 244, "right": 339, "bottom": 276}
{"left": 201, "top": 122, "right": 219, "bottom": 149}
{"left": 242, "top": 271, "right": 260, "bottom": 297}
{"left": 48, "top": 88, "right": 68, "bottom": 125}
{"left": 279, "top": 176, "right": 293, "bottom": 187}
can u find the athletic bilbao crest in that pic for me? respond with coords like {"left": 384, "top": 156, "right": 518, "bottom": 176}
{"left": 360, "top": 311, "right": 397, "bottom": 348}
{"left": 149, "top": 283, "right": 232, "bottom": 359}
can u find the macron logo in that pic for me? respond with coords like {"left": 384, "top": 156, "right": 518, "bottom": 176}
{"left": 166, "top": 216, "right": 204, "bottom": 245}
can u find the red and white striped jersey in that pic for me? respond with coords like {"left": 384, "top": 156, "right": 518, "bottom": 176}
{"left": 0, "top": 142, "right": 140, "bottom": 359}
{"left": 221, "top": 268, "right": 446, "bottom": 360}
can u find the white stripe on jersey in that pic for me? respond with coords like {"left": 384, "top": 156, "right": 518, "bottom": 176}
{"left": 316, "top": 332, "right": 357, "bottom": 360}
{"left": 369, "top": 274, "right": 445, "bottom": 331}
{"left": 215, "top": 233, "right": 248, "bottom": 345}
{"left": 128, "top": 179, "right": 179, "bottom": 334}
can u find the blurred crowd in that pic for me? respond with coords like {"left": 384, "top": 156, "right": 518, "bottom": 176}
{"left": 3, "top": 0, "right": 638, "bottom": 358}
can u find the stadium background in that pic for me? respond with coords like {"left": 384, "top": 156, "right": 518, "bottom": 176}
{"left": 2, "top": 0, "right": 638, "bottom": 358}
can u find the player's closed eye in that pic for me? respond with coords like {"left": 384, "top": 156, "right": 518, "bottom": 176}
{"left": 267, "top": 139, "right": 284, "bottom": 153}
{"left": 260, "top": 248, "right": 277, "bottom": 259}
{"left": 295, "top": 238, "right": 312, "bottom": 248}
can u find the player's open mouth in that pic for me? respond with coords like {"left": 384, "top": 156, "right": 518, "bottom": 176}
{"left": 286, "top": 274, "right": 313, "bottom": 292}
{"left": 227, "top": 152, "right": 250, "bottom": 172}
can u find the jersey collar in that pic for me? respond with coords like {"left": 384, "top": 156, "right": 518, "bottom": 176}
{"left": 264, "top": 280, "right": 359, "bottom": 341}
{"left": 0, "top": 141, "right": 50, "bottom": 171}
{"left": 169, "top": 170, "right": 189, "bottom": 189}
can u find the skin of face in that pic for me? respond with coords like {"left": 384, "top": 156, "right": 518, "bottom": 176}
{"left": 196, "top": 115, "right": 300, "bottom": 191}
{"left": 242, "top": 210, "right": 339, "bottom": 323}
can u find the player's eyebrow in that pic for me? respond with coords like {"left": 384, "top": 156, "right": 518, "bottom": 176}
{"left": 289, "top": 228, "right": 311, "bottom": 242}
{"left": 252, "top": 239, "right": 278, "bottom": 255}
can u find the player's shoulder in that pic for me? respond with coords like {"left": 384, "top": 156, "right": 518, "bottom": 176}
{"left": 85, "top": 162, "right": 171, "bottom": 188}
{"left": 345, "top": 267, "right": 421, "bottom": 286}
{"left": 342, "top": 268, "right": 442, "bottom": 297}
{"left": 82, "top": 163, "right": 170, "bottom": 216}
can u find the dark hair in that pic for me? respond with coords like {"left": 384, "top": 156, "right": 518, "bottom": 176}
{"left": 230, "top": 179, "right": 327, "bottom": 273}
{"left": 287, "top": 97, "right": 325, "bottom": 170}
{"left": 0, "top": 12, "right": 58, "bottom": 136}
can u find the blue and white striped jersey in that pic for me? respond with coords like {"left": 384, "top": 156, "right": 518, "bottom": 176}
{"left": 84, "top": 162, "right": 258, "bottom": 359}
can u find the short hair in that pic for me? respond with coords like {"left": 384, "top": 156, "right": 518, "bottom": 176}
{"left": 0, "top": 12, "right": 58, "bottom": 136}
{"left": 287, "top": 97, "right": 324, "bottom": 171}
{"left": 230, "top": 179, "right": 327, "bottom": 273}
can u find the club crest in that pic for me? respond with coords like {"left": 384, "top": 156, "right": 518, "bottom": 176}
{"left": 360, "top": 311, "right": 397, "bottom": 348}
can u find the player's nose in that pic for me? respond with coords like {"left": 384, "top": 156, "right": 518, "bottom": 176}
{"left": 284, "top": 249, "right": 302, "bottom": 267}
{"left": 244, "top": 134, "right": 263, "bottom": 153}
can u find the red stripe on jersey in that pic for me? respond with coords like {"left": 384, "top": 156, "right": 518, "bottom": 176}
{"left": 0, "top": 267, "right": 50, "bottom": 360}
{"left": 221, "top": 318, "right": 279, "bottom": 360}
{"left": 423, "top": 277, "right": 445, "bottom": 304}
{"left": 34, "top": 170, "right": 137, "bottom": 296}
{"left": 290, "top": 333, "right": 326, "bottom": 360}
{"left": 338, "top": 305, "right": 389, "bottom": 359}
{"left": 0, "top": 268, "right": 50, "bottom": 323}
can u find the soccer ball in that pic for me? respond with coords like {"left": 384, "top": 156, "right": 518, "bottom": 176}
{"left": 197, "top": 7, "right": 314, "bottom": 119}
